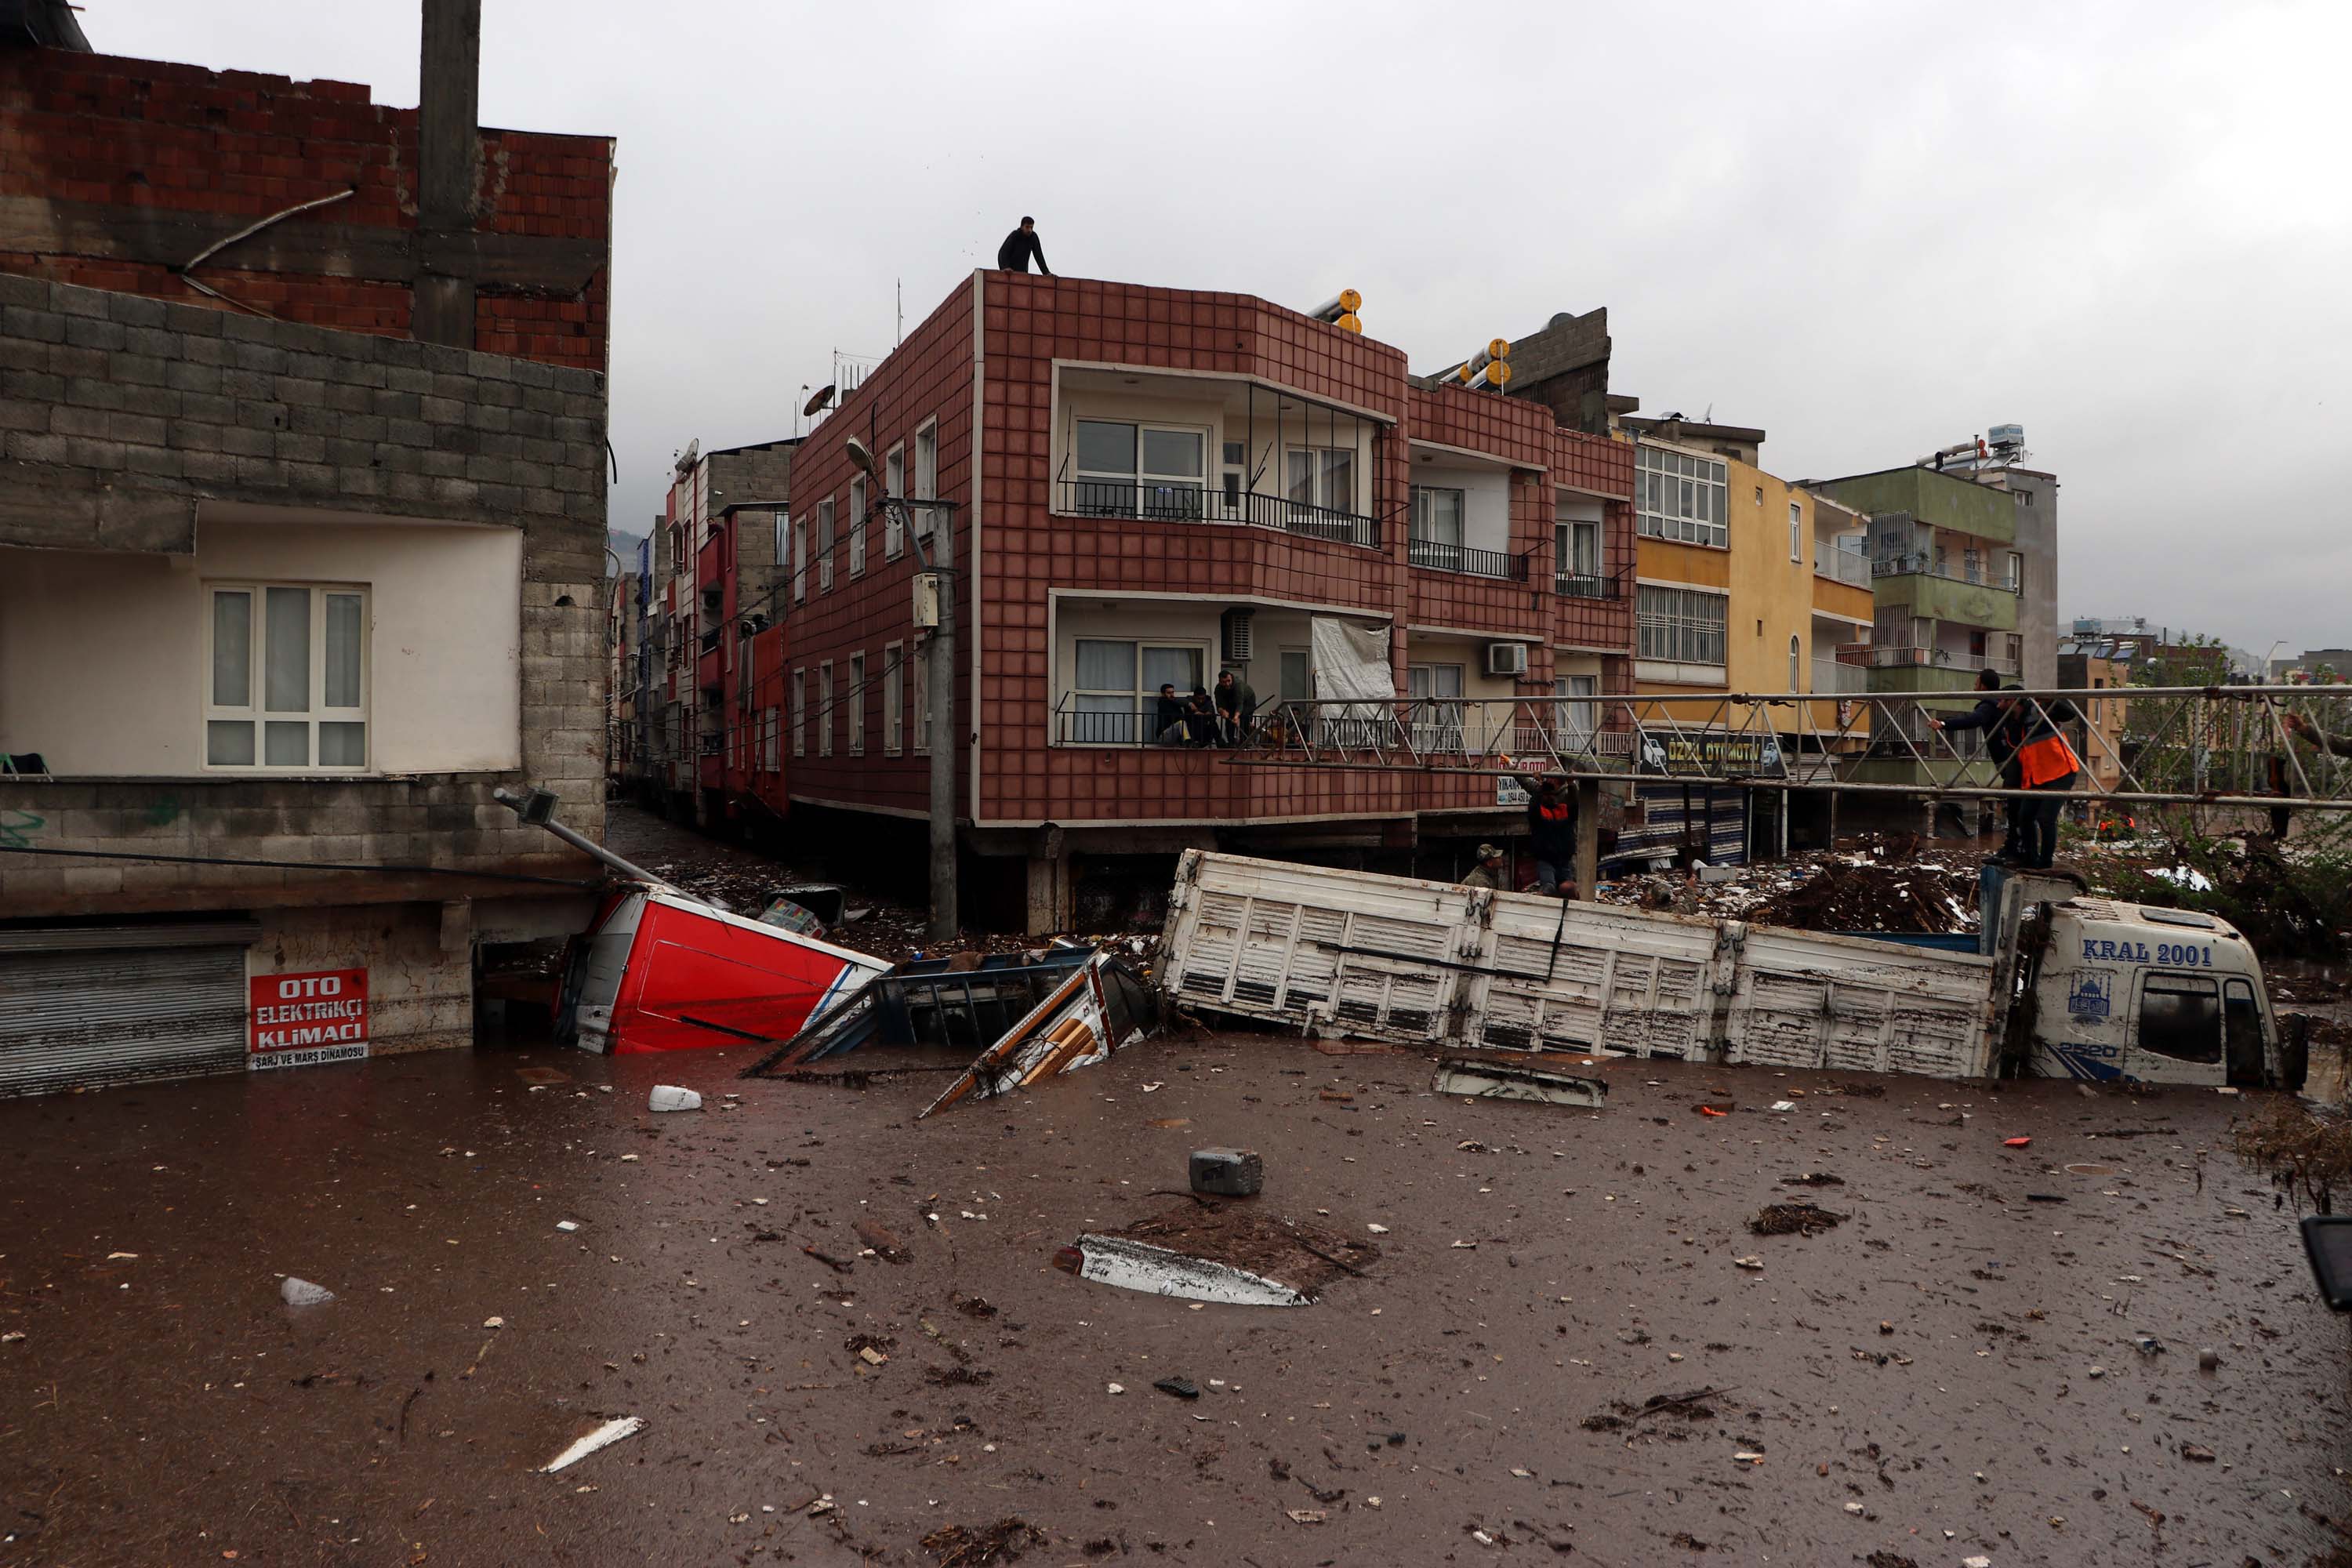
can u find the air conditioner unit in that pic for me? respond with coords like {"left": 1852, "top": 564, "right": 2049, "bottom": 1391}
{"left": 1221, "top": 608, "right": 1254, "bottom": 664}
{"left": 1484, "top": 641, "right": 1529, "bottom": 677}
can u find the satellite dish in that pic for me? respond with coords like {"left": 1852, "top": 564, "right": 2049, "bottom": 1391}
{"left": 802, "top": 384, "right": 837, "bottom": 418}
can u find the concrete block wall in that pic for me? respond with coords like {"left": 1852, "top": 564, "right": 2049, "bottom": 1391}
{"left": 0, "top": 273, "right": 607, "bottom": 920}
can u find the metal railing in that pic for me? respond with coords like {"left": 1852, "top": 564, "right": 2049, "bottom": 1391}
{"left": 1056, "top": 479, "right": 1381, "bottom": 550}
{"left": 1871, "top": 551, "right": 2019, "bottom": 591}
{"left": 1812, "top": 658, "right": 1869, "bottom": 694}
{"left": 1408, "top": 536, "right": 1529, "bottom": 580}
{"left": 1051, "top": 691, "right": 1269, "bottom": 748}
{"left": 1813, "top": 541, "right": 1871, "bottom": 586}
{"left": 1555, "top": 568, "right": 1622, "bottom": 600}
{"left": 1860, "top": 645, "right": 2019, "bottom": 675}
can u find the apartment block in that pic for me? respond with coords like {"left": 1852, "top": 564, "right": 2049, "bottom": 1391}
{"left": 771, "top": 270, "right": 1637, "bottom": 931}
{"left": 0, "top": 20, "right": 612, "bottom": 1095}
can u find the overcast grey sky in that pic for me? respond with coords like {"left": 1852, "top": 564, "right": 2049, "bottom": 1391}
{"left": 98, "top": 1, "right": 2352, "bottom": 657}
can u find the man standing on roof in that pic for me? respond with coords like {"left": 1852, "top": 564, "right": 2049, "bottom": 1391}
{"left": 997, "top": 216, "right": 1051, "bottom": 275}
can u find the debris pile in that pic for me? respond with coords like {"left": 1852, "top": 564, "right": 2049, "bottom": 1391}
{"left": 1748, "top": 1202, "right": 1846, "bottom": 1236}
{"left": 1751, "top": 857, "right": 1977, "bottom": 933}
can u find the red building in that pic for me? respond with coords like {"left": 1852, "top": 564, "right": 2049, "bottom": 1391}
{"left": 768, "top": 271, "right": 1635, "bottom": 931}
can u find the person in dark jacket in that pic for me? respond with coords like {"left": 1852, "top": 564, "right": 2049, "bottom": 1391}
{"left": 1931, "top": 670, "right": 2027, "bottom": 859}
{"left": 2285, "top": 711, "right": 2352, "bottom": 757}
{"left": 1183, "top": 687, "right": 1218, "bottom": 748}
{"left": 1938, "top": 691, "right": 2081, "bottom": 869}
{"left": 1213, "top": 670, "right": 1258, "bottom": 746}
{"left": 996, "top": 217, "right": 1051, "bottom": 274}
{"left": 1152, "top": 682, "right": 1189, "bottom": 746}
{"left": 1514, "top": 775, "right": 1579, "bottom": 896}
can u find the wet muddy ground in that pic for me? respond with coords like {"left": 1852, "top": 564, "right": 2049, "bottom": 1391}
{"left": 4, "top": 1036, "right": 2349, "bottom": 1567}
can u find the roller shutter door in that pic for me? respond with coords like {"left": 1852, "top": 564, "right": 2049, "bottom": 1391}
{"left": 0, "top": 925, "right": 255, "bottom": 1097}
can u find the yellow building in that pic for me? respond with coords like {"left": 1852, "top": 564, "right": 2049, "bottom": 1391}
{"left": 1618, "top": 416, "right": 1875, "bottom": 765}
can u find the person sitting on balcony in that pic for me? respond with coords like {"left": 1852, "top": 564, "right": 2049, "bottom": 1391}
{"left": 1184, "top": 687, "right": 1219, "bottom": 747}
{"left": 1214, "top": 670, "right": 1258, "bottom": 746}
{"left": 1461, "top": 843, "right": 1509, "bottom": 892}
{"left": 1929, "top": 670, "right": 2027, "bottom": 860}
{"left": 1513, "top": 775, "right": 1579, "bottom": 898}
{"left": 996, "top": 216, "right": 1051, "bottom": 275}
{"left": 1153, "top": 683, "right": 1189, "bottom": 746}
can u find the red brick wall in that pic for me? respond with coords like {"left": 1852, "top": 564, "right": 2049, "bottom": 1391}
{"left": 0, "top": 49, "right": 611, "bottom": 371}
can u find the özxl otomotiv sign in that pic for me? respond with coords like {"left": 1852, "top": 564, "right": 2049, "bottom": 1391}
{"left": 249, "top": 967, "right": 370, "bottom": 1070}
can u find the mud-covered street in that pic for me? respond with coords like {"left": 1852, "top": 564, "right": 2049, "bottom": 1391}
{"left": 4, "top": 1033, "right": 2347, "bottom": 1568}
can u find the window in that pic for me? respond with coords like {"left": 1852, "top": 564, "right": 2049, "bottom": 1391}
{"left": 1279, "top": 648, "right": 1312, "bottom": 706}
{"left": 792, "top": 518, "right": 807, "bottom": 603}
{"left": 2001, "top": 633, "right": 2023, "bottom": 673}
{"left": 816, "top": 499, "right": 836, "bottom": 591}
{"left": 1789, "top": 633, "right": 1802, "bottom": 691}
{"left": 849, "top": 478, "right": 868, "bottom": 576}
{"left": 913, "top": 420, "right": 938, "bottom": 540}
{"left": 791, "top": 669, "right": 806, "bottom": 757}
{"left": 1408, "top": 485, "right": 1466, "bottom": 570}
{"left": 2139, "top": 974, "right": 2222, "bottom": 1063}
{"left": 1555, "top": 506, "right": 1602, "bottom": 594}
{"left": 817, "top": 662, "right": 834, "bottom": 756}
{"left": 2004, "top": 550, "right": 2023, "bottom": 593}
{"left": 1068, "top": 637, "right": 1204, "bottom": 743}
{"left": 2224, "top": 977, "right": 2263, "bottom": 1082}
{"left": 1636, "top": 585, "right": 1728, "bottom": 665}
{"left": 884, "top": 446, "right": 906, "bottom": 557}
{"left": 1789, "top": 502, "right": 1802, "bottom": 562}
{"left": 1406, "top": 662, "right": 1465, "bottom": 751}
{"left": 1554, "top": 673, "right": 1597, "bottom": 747}
{"left": 1635, "top": 444, "right": 1727, "bottom": 547}
{"left": 1073, "top": 419, "right": 1206, "bottom": 519}
{"left": 1284, "top": 446, "right": 1356, "bottom": 514}
{"left": 883, "top": 640, "right": 904, "bottom": 754}
{"left": 913, "top": 648, "right": 930, "bottom": 754}
{"left": 848, "top": 652, "right": 866, "bottom": 755}
{"left": 205, "top": 583, "right": 368, "bottom": 770}
{"left": 761, "top": 706, "right": 779, "bottom": 772}
{"left": 774, "top": 511, "right": 787, "bottom": 572}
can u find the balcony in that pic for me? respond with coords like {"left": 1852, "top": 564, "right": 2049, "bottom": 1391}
{"left": 1871, "top": 557, "right": 2020, "bottom": 631}
{"left": 1812, "top": 658, "right": 1869, "bottom": 694}
{"left": 1855, "top": 645, "right": 2019, "bottom": 674}
{"left": 1408, "top": 537, "right": 1528, "bottom": 581}
{"left": 1056, "top": 478, "right": 1381, "bottom": 551}
{"left": 1813, "top": 541, "right": 1870, "bottom": 587}
{"left": 1554, "top": 567, "right": 1624, "bottom": 600}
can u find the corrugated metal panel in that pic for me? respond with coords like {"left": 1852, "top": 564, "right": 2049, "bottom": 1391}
{"left": 0, "top": 920, "right": 261, "bottom": 954}
{"left": 0, "top": 944, "right": 248, "bottom": 1097}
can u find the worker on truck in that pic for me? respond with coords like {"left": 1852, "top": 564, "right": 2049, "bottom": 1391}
{"left": 1938, "top": 692, "right": 2081, "bottom": 869}
{"left": 1513, "top": 775, "right": 1579, "bottom": 898}
{"left": 1929, "top": 670, "right": 2027, "bottom": 858}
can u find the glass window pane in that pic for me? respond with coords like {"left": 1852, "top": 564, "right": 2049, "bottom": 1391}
{"left": 1289, "top": 450, "right": 1317, "bottom": 504}
{"left": 1279, "top": 650, "right": 1312, "bottom": 702}
{"left": 264, "top": 586, "right": 310, "bottom": 712}
{"left": 1076, "top": 420, "right": 1136, "bottom": 476}
{"left": 207, "top": 719, "right": 254, "bottom": 765}
{"left": 1142, "top": 428, "right": 1201, "bottom": 477}
{"left": 1322, "top": 449, "right": 1353, "bottom": 510}
{"left": 1075, "top": 639, "right": 1136, "bottom": 691}
{"left": 325, "top": 593, "right": 362, "bottom": 709}
{"left": 319, "top": 720, "right": 366, "bottom": 768}
{"left": 264, "top": 720, "right": 309, "bottom": 766}
{"left": 1142, "top": 645, "right": 1197, "bottom": 694}
{"left": 212, "top": 591, "right": 251, "bottom": 707}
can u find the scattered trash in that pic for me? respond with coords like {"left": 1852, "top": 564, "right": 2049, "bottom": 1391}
{"left": 648, "top": 1085, "right": 703, "bottom": 1113}
{"left": 1843, "top": 1501, "right": 1864, "bottom": 1515}
{"left": 1105, "top": 1382, "right": 1126, "bottom": 1395}
{"left": 1780, "top": 1171, "right": 1846, "bottom": 1187}
{"left": 919, "top": 1517, "right": 1046, "bottom": 1567}
{"left": 540, "top": 1415, "right": 644, "bottom": 1473}
{"left": 1, "top": 1330, "right": 24, "bottom": 1344}
{"left": 1152, "top": 1377, "right": 1200, "bottom": 1399}
{"left": 1963, "top": 1557, "right": 1992, "bottom": 1568}
{"left": 1733, "top": 1255, "right": 1765, "bottom": 1270}
{"left": 2003, "top": 1137, "right": 2031, "bottom": 1148}
{"left": 2025, "top": 1193, "right": 2067, "bottom": 1204}
{"left": 104, "top": 1250, "right": 138, "bottom": 1260}
{"left": 1061, "top": 1234, "right": 1310, "bottom": 1308}
{"left": 2180, "top": 1443, "right": 2216, "bottom": 1462}
{"left": 2133, "top": 1336, "right": 2165, "bottom": 1357}
{"left": 555, "top": 1220, "right": 582, "bottom": 1232}
{"left": 1284, "top": 1509, "right": 1327, "bottom": 1525}
{"left": 1432, "top": 1051, "right": 1609, "bottom": 1109}
{"left": 1769, "top": 1101, "right": 1798, "bottom": 1112}
{"left": 1189, "top": 1146, "right": 1265, "bottom": 1198}
{"left": 1733, "top": 1450, "right": 1765, "bottom": 1465}
{"left": 1748, "top": 1202, "right": 1845, "bottom": 1236}
{"left": 280, "top": 1276, "right": 335, "bottom": 1307}
{"left": 483, "top": 1316, "right": 505, "bottom": 1330}
{"left": 1698, "top": 1105, "right": 1728, "bottom": 1118}
{"left": 858, "top": 1347, "right": 887, "bottom": 1367}
{"left": 2087, "top": 1366, "right": 2107, "bottom": 1379}
{"left": 1367, "top": 1223, "right": 1390, "bottom": 1235}
{"left": 2197, "top": 1346, "right": 2220, "bottom": 1370}
{"left": 918, "top": 952, "right": 1157, "bottom": 1118}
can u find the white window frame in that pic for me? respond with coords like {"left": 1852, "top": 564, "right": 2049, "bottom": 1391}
{"left": 1066, "top": 637, "right": 1209, "bottom": 745}
{"left": 1789, "top": 633, "right": 1802, "bottom": 690}
{"left": 1553, "top": 673, "right": 1598, "bottom": 746}
{"left": 883, "top": 639, "right": 904, "bottom": 754}
{"left": 817, "top": 660, "right": 834, "bottom": 757}
{"left": 1406, "top": 662, "right": 1466, "bottom": 752}
{"left": 884, "top": 446, "right": 906, "bottom": 558}
{"left": 913, "top": 646, "right": 930, "bottom": 754}
{"left": 1788, "top": 501, "right": 1802, "bottom": 562}
{"left": 817, "top": 498, "right": 836, "bottom": 592}
{"left": 792, "top": 518, "right": 807, "bottom": 603}
{"left": 1635, "top": 444, "right": 1728, "bottom": 549}
{"left": 2004, "top": 550, "right": 2024, "bottom": 593}
{"left": 1070, "top": 416, "right": 1209, "bottom": 518}
{"left": 849, "top": 477, "right": 868, "bottom": 577}
{"left": 204, "top": 581, "right": 370, "bottom": 773}
{"left": 1283, "top": 445, "right": 1356, "bottom": 515}
{"left": 1409, "top": 485, "right": 1467, "bottom": 571}
{"left": 848, "top": 652, "right": 866, "bottom": 755}
{"left": 791, "top": 668, "right": 806, "bottom": 757}
{"left": 913, "top": 420, "right": 938, "bottom": 541}
{"left": 762, "top": 706, "right": 779, "bottom": 772}
{"left": 1637, "top": 585, "right": 1728, "bottom": 665}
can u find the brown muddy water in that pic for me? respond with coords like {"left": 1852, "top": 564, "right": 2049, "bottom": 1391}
{"left": 2, "top": 1036, "right": 2347, "bottom": 1567}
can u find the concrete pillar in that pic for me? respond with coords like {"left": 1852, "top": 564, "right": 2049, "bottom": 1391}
{"left": 1023, "top": 851, "right": 1072, "bottom": 937}
{"left": 1573, "top": 779, "right": 1601, "bottom": 900}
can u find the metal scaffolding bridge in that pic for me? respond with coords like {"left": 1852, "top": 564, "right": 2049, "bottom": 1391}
{"left": 1227, "top": 685, "right": 2352, "bottom": 812}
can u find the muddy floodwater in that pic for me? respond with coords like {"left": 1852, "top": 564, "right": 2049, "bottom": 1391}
{"left": 2, "top": 1036, "right": 2347, "bottom": 1567}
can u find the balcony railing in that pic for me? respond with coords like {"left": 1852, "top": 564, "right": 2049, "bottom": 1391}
{"left": 1813, "top": 541, "right": 1871, "bottom": 587}
{"left": 1812, "top": 657, "right": 1870, "bottom": 694}
{"left": 1408, "top": 537, "right": 1529, "bottom": 581}
{"left": 1057, "top": 479, "right": 1381, "bottom": 550}
{"left": 1554, "top": 567, "right": 1624, "bottom": 600}
{"left": 1861, "top": 644, "right": 2020, "bottom": 675}
{"left": 1872, "top": 551, "right": 2019, "bottom": 591}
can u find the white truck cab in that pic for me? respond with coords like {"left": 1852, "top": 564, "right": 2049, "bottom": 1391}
{"left": 2029, "top": 898, "right": 2278, "bottom": 1087}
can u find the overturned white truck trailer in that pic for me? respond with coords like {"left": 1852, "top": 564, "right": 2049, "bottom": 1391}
{"left": 1157, "top": 851, "right": 2293, "bottom": 1087}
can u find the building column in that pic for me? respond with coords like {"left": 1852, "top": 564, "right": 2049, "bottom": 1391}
{"left": 1024, "top": 850, "right": 1072, "bottom": 936}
